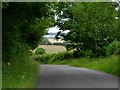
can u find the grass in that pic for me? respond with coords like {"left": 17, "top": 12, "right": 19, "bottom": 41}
{"left": 2, "top": 58, "right": 40, "bottom": 88}
{"left": 48, "top": 55, "right": 119, "bottom": 77}
{"left": 0, "top": 62, "right": 1, "bottom": 89}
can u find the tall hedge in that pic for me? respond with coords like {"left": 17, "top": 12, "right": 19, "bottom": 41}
{"left": 2, "top": 2, "right": 54, "bottom": 62}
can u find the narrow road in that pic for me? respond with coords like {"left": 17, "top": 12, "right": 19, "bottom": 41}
{"left": 36, "top": 64, "right": 118, "bottom": 88}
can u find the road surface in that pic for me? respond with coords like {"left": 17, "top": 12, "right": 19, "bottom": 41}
{"left": 36, "top": 64, "right": 118, "bottom": 88}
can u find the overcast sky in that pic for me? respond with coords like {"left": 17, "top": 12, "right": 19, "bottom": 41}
{"left": 47, "top": 26, "right": 61, "bottom": 33}
{"left": 47, "top": 26, "right": 70, "bottom": 34}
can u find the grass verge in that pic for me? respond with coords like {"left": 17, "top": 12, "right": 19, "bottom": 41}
{"left": 2, "top": 59, "right": 40, "bottom": 88}
{"left": 48, "top": 55, "right": 119, "bottom": 77}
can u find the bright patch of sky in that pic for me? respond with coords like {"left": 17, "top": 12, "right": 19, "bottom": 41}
{"left": 62, "top": 18, "right": 70, "bottom": 21}
{"left": 55, "top": 14, "right": 58, "bottom": 20}
{"left": 47, "top": 26, "right": 61, "bottom": 33}
{"left": 115, "top": 7, "right": 119, "bottom": 11}
{"left": 45, "top": 26, "right": 70, "bottom": 38}
{"left": 47, "top": 25, "right": 70, "bottom": 34}
{"left": 115, "top": 17, "right": 118, "bottom": 19}
{"left": 63, "top": 30, "right": 70, "bottom": 33}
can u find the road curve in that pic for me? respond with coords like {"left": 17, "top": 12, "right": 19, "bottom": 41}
{"left": 36, "top": 64, "right": 118, "bottom": 88}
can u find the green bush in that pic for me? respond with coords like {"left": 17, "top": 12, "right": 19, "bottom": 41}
{"left": 63, "top": 51, "right": 73, "bottom": 59}
{"left": 85, "top": 50, "right": 94, "bottom": 58}
{"left": 50, "top": 52, "right": 73, "bottom": 62}
{"left": 32, "top": 54, "right": 52, "bottom": 63}
{"left": 50, "top": 53, "right": 65, "bottom": 62}
{"left": 106, "top": 41, "right": 120, "bottom": 56}
{"left": 73, "top": 50, "right": 85, "bottom": 58}
{"left": 35, "top": 48, "right": 45, "bottom": 55}
{"left": 94, "top": 47, "right": 106, "bottom": 57}
{"left": 33, "top": 51, "right": 74, "bottom": 64}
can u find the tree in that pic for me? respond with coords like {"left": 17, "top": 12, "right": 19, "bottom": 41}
{"left": 55, "top": 2, "right": 118, "bottom": 57}
{"left": 2, "top": 2, "right": 54, "bottom": 62}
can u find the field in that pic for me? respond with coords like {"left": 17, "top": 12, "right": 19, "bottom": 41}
{"left": 38, "top": 45, "right": 66, "bottom": 54}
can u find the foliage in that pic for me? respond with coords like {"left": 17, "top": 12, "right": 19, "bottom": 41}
{"left": 2, "top": 58, "right": 40, "bottom": 88}
{"left": 84, "top": 50, "right": 94, "bottom": 58}
{"left": 2, "top": 2, "right": 54, "bottom": 88}
{"left": 106, "top": 41, "right": 120, "bottom": 56}
{"left": 32, "top": 54, "right": 53, "bottom": 63}
{"left": 2, "top": 2, "right": 54, "bottom": 62}
{"left": 2, "top": 2, "right": 9, "bottom": 9}
{"left": 73, "top": 50, "right": 85, "bottom": 58}
{"left": 50, "top": 51, "right": 73, "bottom": 62}
{"left": 35, "top": 48, "right": 45, "bottom": 55}
{"left": 55, "top": 2, "right": 119, "bottom": 57}
{"left": 32, "top": 51, "right": 73, "bottom": 64}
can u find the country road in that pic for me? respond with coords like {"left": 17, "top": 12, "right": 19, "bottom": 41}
{"left": 36, "top": 64, "right": 118, "bottom": 88}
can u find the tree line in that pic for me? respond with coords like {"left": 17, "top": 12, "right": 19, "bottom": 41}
{"left": 2, "top": 2, "right": 119, "bottom": 63}
{"left": 55, "top": 2, "right": 120, "bottom": 57}
{"left": 2, "top": 2, "right": 54, "bottom": 62}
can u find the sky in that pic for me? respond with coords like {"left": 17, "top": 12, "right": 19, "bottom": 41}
{"left": 47, "top": 26, "right": 61, "bottom": 33}
{"left": 47, "top": 26, "right": 70, "bottom": 34}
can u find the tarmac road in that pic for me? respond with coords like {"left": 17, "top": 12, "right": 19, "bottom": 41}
{"left": 36, "top": 64, "right": 118, "bottom": 88}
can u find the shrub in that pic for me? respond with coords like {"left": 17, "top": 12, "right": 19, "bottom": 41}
{"left": 85, "top": 50, "right": 94, "bottom": 58}
{"left": 50, "top": 54, "right": 63, "bottom": 62}
{"left": 35, "top": 48, "right": 45, "bottom": 55}
{"left": 106, "top": 41, "right": 120, "bottom": 56}
{"left": 32, "top": 54, "right": 52, "bottom": 64}
{"left": 63, "top": 51, "right": 73, "bottom": 59}
{"left": 49, "top": 52, "right": 73, "bottom": 62}
{"left": 33, "top": 51, "right": 74, "bottom": 64}
{"left": 73, "top": 50, "right": 85, "bottom": 58}
{"left": 95, "top": 47, "right": 106, "bottom": 57}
